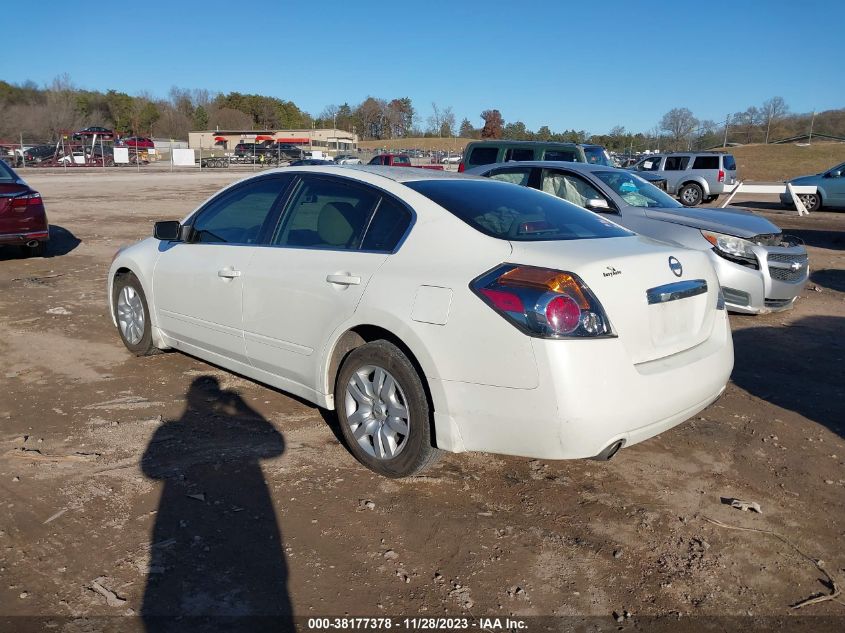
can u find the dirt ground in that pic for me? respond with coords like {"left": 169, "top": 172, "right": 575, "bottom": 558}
{"left": 1, "top": 168, "right": 843, "bottom": 632}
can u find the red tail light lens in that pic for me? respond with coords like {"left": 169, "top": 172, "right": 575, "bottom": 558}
{"left": 718, "top": 169, "right": 725, "bottom": 183}
{"left": 457, "top": 162, "right": 465, "bottom": 173}
{"left": 471, "top": 264, "right": 612, "bottom": 339}
{"left": 12, "top": 192, "right": 44, "bottom": 210}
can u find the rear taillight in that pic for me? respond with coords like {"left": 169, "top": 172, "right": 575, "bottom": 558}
{"left": 718, "top": 169, "right": 725, "bottom": 183}
{"left": 471, "top": 264, "right": 612, "bottom": 338}
{"left": 457, "top": 162, "right": 465, "bottom": 173}
{"left": 12, "top": 192, "right": 43, "bottom": 210}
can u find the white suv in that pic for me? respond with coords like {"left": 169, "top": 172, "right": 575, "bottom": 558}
{"left": 633, "top": 152, "right": 737, "bottom": 206}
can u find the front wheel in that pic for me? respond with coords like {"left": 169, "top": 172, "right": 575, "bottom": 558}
{"left": 335, "top": 340, "right": 440, "bottom": 477}
{"left": 113, "top": 272, "right": 158, "bottom": 356}
{"left": 678, "top": 183, "right": 704, "bottom": 206}
{"left": 798, "top": 192, "right": 822, "bottom": 212}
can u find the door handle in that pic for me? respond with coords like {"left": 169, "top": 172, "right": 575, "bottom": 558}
{"left": 217, "top": 268, "right": 241, "bottom": 279}
{"left": 326, "top": 273, "right": 361, "bottom": 286}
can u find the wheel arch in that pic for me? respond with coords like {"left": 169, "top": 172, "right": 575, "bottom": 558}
{"left": 680, "top": 178, "right": 710, "bottom": 196}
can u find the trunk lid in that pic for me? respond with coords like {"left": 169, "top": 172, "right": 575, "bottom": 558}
{"left": 509, "top": 235, "right": 719, "bottom": 364}
{"left": 0, "top": 183, "right": 30, "bottom": 215}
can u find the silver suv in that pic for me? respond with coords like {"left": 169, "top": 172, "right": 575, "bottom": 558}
{"left": 632, "top": 152, "right": 737, "bottom": 207}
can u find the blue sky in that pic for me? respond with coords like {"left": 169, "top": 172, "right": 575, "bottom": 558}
{"left": 2, "top": 0, "right": 842, "bottom": 135}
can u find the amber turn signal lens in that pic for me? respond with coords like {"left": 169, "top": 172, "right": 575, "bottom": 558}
{"left": 498, "top": 266, "right": 590, "bottom": 309}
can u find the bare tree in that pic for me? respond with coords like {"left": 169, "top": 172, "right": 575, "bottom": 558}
{"left": 659, "top": 108, "right": 699, "bottom": 150}
{"left": 761, "top": 96, "right": 789, "bottom": 143}
{"left": 427, "top": 102, "right": 443, "bottom": 136}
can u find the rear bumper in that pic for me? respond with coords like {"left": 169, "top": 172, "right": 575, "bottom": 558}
{"left": 0, "top": 228, "right": 49, "bottom": 245}
{"left": 433, "top": 311, "right": 732, "bottom": 460}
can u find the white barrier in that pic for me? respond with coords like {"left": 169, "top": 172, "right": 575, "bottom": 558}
{"left": 113, "top": 147, "right": 130, "bottom": 164}
{"left": 720, "top": 181, "right": 817, "bottom": 216}
{"left": 172, "top": 148, "right": 196, "bottom": 167}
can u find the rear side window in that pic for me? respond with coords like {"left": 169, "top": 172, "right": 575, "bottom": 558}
{"left": 468, "top": 146, "right": 499, "bottom": 166}
{"left": 393, "top": 155, "right": 411, "bottom": 165}
{"left": 361, "top": 197, "right": 412, "bottom": 252}
{"left": 504, "top": 148, "right": 534, "bottom": 161}
{"left": 722, "top": 155, "right": 737, "bottom": 171}
{"left": 487, "top": 167, "right": 532, "bottom": 185}
{"left": 406, "top": 180, "right": 631, "bottom": 242}
{"left": 692, "top": 156, "right": 719, "bottom": 170}
{"left": 664, "top": 156, "right": 690, "bottom": 171}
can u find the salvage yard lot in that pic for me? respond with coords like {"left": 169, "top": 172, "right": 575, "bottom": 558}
{"left": 1, "top": 170, "right": 843, "bottom": 626}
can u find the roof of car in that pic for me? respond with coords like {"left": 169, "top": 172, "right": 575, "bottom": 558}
{"left": 262, "top": 165, "right": 481, "bottom": 183}
{"left": 467, "top": 161, "right": 620, "bottom": 174}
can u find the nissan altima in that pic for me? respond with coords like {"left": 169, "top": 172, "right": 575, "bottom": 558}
{"left": 108, "top": 166, "right": 733, "bottom": 477}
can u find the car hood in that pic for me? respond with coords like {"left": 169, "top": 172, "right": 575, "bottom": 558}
{"left": 642, "top": 206, "right": 780, "bottom": 238}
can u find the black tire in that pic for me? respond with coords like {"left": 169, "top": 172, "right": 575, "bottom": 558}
{"left": 678, "top": 182, "right": 704, "bottom": 206}
{"left": 798, "top": 192, "right": 822, "bottom": 212}
{"left": 335, "top": 340, "right": 440, "bottom": 478}
{"left": 112, "top": 272, "right": 158, "bottom": 356}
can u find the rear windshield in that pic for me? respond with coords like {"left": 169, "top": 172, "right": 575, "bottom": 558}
{"left": 406, "top": 179, "right": 632, "bottom": 242}
{"left": 584, "top": 146, "right": 612, "bottom": 166}
{"left": 468, "top": 146, "right": 499, "bottom": 166}
{"left": 0, "top": 160, "right": 17, "bottom": 181}
{"left": 723, "top": 154, "right": 736, "bottom": 171}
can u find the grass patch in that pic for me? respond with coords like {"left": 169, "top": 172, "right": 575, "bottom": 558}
{"left": 719, "top": 142, "right": 845, "bottom": 181}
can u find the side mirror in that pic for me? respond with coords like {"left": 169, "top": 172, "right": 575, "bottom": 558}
{"left": 586, "top": 198, "right": 610, "bottom": 210}
{"left": 830, "top": 170, "right": 841, "bottom": 178}
{"left": 154, "top": 220, "right": 182, "bottom": 241}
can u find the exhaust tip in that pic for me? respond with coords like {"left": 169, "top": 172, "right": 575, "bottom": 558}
{"left": 26, "top": 240, "right": 39, "bottom": 248}
{"left": 591, "top": 439, "right": 625, "bottom": 461}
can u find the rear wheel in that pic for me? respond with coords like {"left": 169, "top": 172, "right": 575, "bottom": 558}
{"left": 335, "top": 340, "right": 440, "bottom": 477}
{"left": 798, "top": 192, "right": 822, "bottom": 212}
{"left": 679, "top": 183, "right": 704, "bottom": 206}
{"left": 113, "top": 272, "right": 157, "bottom": 356}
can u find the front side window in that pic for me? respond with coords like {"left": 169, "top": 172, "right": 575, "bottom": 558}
{"left": 664, "top": 156, "right": 690, "bottom": 171}
{"left": 406, "top": 179, "right": 631, "bottom": 242}
{"left": 487, "top": 167, "right": 532, "bottom": 185}
{"left": 368, "top": 156, "right": 384, "bottom": 165}
{"left": 593, "top": 171, "right": 682, "bottom": 208}
{"left": 636, "top": 157, "right": 661, "bottom": 171}
{"left": 541, "top": 170, "right": 609, "bottom": 210}
{"left": 583, "top": 146, "right": 612, "bottom": 166}
{"left": 543, "top": 149, "right": 578, "bottom": 162}
{"left": 273, "top": 176, "right": 379, "bottom": 250}
{"left": 191, "top": 176, "right": 292, "bottom": 244}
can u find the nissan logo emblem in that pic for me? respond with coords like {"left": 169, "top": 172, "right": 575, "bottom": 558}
{"left": 668, "top": 256, "right": 683, "bottom": 277}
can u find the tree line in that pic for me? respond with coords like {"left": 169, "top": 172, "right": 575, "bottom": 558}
{"left": 1, "top": 77, "right": 842, "bottom": 150}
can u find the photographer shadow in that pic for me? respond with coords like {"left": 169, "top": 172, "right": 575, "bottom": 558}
{"left": 141, "top": 376, "right": 293, "bottom": 632}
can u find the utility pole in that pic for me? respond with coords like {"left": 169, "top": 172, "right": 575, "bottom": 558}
{"left": 808, "top": 111, "right": 816, "bottom": 144}
{"left": 764, "top": 104, "right": 774, "bottom": 144}
{"left": 723, "top": 113, "right": 730, "bottom": 148}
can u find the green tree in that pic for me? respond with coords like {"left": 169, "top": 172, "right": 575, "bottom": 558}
{"left": 193, "top": 105, "right": 209, "bottom": 130}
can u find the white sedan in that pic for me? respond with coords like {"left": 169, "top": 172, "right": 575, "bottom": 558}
{"left": 108, "top": 166, "right": 733, "bottom": 477}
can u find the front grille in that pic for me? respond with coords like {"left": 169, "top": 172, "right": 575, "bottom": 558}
{"left": 767, "top": 253, "right": 809, "bottom": 283}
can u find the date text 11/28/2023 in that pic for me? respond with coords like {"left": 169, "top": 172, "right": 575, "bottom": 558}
{"left": 306, "top": 617, "right": 528, "bottom": 630}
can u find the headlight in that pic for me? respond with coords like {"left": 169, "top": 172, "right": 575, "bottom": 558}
{"left": 701, "top": 230, "right": 758, "bottom": 268}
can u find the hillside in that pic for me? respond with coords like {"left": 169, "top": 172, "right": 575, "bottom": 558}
{"left": 719, "top": 142, "right": 845, "bottom": 181}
